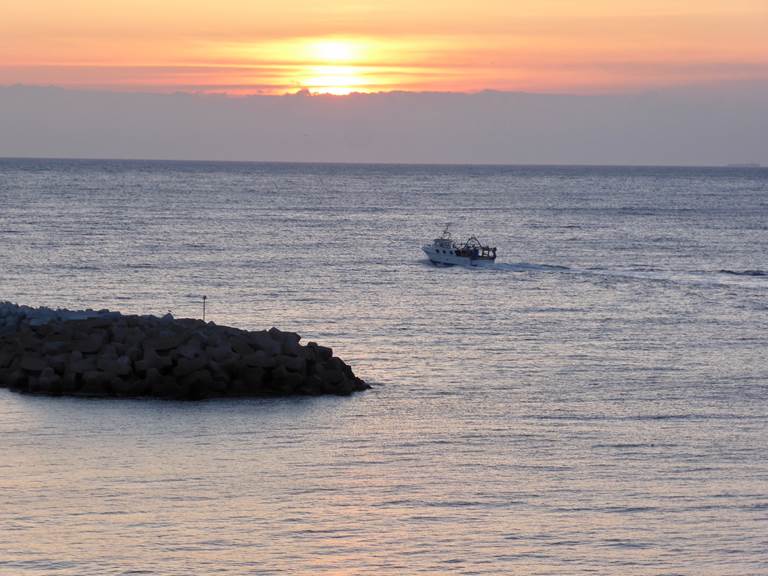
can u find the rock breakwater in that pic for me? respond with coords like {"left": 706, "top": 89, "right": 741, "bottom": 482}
{"left": 0, "top": 305, "right": 368, "bottom": 399}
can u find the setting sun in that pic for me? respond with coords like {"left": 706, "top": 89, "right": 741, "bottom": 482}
{"left": 309, "top": 40, "right": 359, "bottom": 63}
{"left": 300, "top": 39, "right": 370, "bottom": 94}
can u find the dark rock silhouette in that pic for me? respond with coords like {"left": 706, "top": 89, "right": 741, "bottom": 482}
{"left": 0, "top": 310, "right": 369, "bottom": 399}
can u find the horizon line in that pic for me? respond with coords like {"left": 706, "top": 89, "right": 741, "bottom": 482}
{"left": 1, "top": 155, "right": 763, "bottom": 170}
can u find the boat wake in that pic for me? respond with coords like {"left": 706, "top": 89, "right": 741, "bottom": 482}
{"left": 719, "top": 269, "right": 768, "bottom": 277}
{"left": 423, "top": 255, "right": 768, "bottom": 290}
{"left": 419, "top": 258, "right": 570, "bottom": 272}
{"left": 491, "top": 262, "right": 571, "bottom": 272}
{"left": 577, "top": 267, "right": 768, "bottom": 288}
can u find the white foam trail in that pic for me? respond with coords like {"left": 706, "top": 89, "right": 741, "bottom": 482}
{"left": 491, "top": 262, "right": 570, "bottom": 272}
{"left": 423, "top": 258, "right": 768, "bottom": 290}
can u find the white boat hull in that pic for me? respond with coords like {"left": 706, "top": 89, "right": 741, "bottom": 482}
{"left": 422, "top": 245, "right": 495, "bottom": 267}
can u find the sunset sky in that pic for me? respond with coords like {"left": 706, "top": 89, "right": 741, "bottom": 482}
{"left": 2, "top": 0, "right": 767, "bottom": 95}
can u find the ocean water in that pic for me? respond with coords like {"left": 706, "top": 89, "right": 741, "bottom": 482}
{"left": 1, "top": 158, "right": 767, "bottom": 575}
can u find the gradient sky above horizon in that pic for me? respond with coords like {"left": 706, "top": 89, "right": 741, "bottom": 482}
{"left": 2, "top": 0, "right": 767, "bottom": 95}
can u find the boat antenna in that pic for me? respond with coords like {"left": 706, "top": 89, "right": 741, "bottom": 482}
{"left": 442, "top": 222, "right": 452, "bottom": 238}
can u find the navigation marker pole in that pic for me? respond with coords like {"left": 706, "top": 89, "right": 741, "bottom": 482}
{"left": 202, "top": 295, "right": 207, "bottom": 322}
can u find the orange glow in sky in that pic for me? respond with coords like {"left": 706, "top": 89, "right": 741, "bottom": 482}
{"left": 1, "top": 0, "right": 766, "bottom": 94}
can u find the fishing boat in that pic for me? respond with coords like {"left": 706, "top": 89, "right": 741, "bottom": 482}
{"left": 423, "top": 224, "right": 497, "bottom": 267}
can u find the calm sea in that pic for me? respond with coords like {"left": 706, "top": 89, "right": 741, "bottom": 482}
{"left": 1, "top": 158, "right": 767, "bottom": 575}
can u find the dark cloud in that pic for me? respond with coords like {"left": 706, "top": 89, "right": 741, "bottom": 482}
{"left": 1, "top": 84, "right": 766, "bottom": 165}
